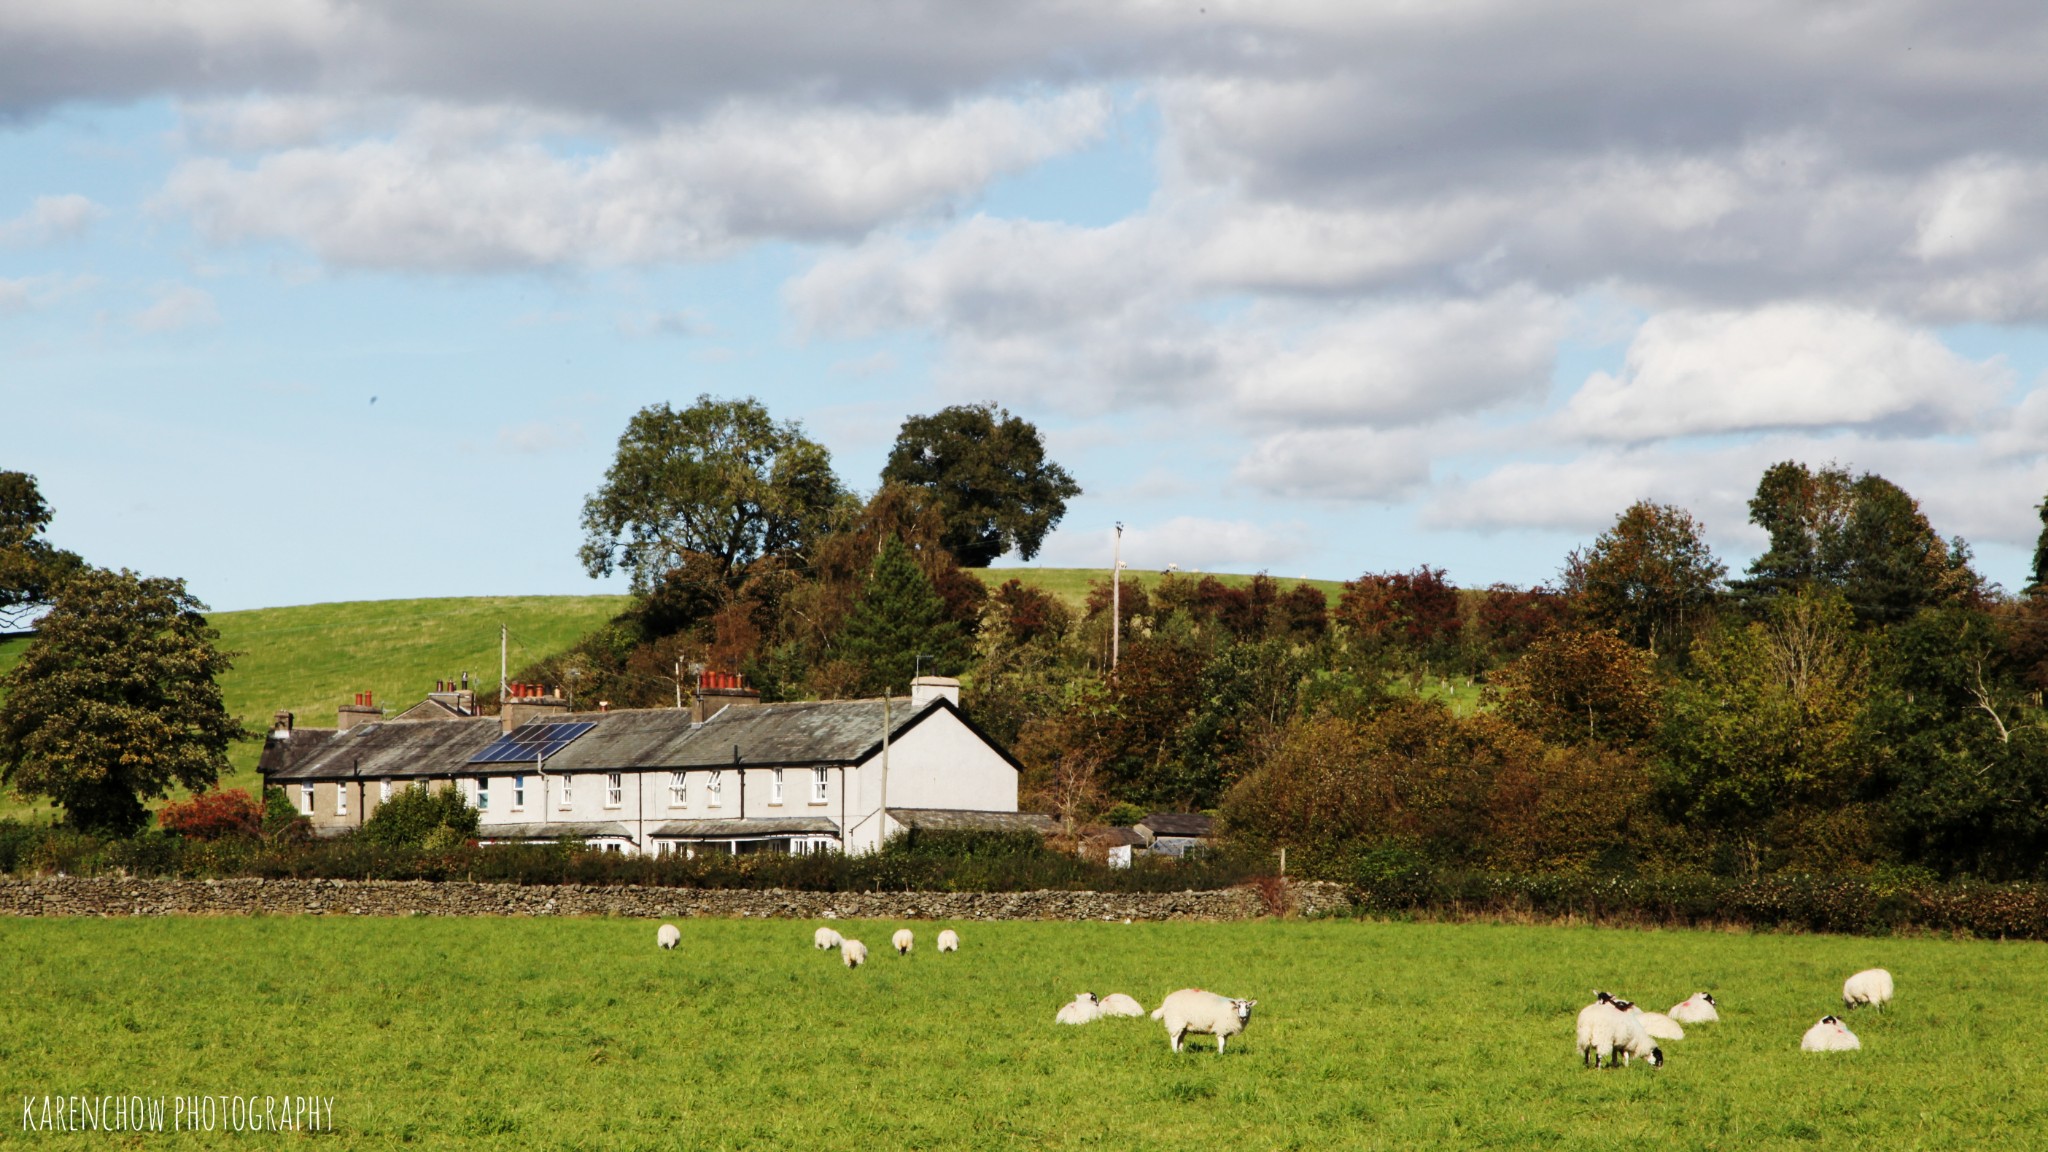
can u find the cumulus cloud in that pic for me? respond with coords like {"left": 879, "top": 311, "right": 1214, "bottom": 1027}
{"left": 133, "top": 284, "right": 219, "bottom": 332}
{"left": 162, "top": 92, "right": 1109, "bottom": 271}
{"left": 1232, "top": 427, "right": 1434, "bottom": 501}
{"left": 1559, "top": 304, "right": 2011, "bottom": 441}
{"left": 0, "top": 195, "right": 105, "bottom": 246}
{"left": 1039, "top": 515, "right": 1311, "bottom": 572}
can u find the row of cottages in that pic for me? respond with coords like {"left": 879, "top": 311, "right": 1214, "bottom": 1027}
{"left": 258, "top": 674, "right": 1053, "bottom": 856}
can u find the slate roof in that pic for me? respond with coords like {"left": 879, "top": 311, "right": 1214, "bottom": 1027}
{"left": 652, "top": 817, "right": 840, "bottom": 838}
{"left": 473, "top": 821, "right": 633, "bottom": 841}
{"left": 889, "top": 808, "right": 1059, "bottom": 834}
{"left": 1136, "top": 812, "right": 1215, "bottom": 839}
{"left": 260, "top": 717, "right": 501, "bottom": 781}
{"left": 1087, "top": 826, "right": 1148, "bottom": 848}
{"left": 257, "top": 728, "right": 339, "bottom": 778}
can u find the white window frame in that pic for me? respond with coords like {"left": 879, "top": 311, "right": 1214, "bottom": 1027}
{"left": 379, "top": 779, "right": 391, "bottom": 802}
{"left": 476, "top": 777, "right": 490, "bottom": 810}
{"left": 605, "top": 772, "right": 623, "bottom": 808}
{"left": 770, "top": 768, "right": 783, "bottom": 805}
{"left": 708, "top": 770, "right": 723, "bottom": 808}
{"left": 335, "top": 781, "right": 347, "bottom": 817}
{"left": 668, "top": 771, "right": 687, "bottom": 807}
{"left": 559, "top": 773, "right": 574, "bottom": 810}
{"left": 512, "top": 775, "right": 526, "bottom": 810}
{"left": 811, "top": 767, "right": 829, "bottom": 804}
{"left": 300, "top": 783, "right": 314, "bottom": 816}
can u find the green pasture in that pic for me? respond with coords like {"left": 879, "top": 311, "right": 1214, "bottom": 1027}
{"left": 3, "top": 916, "right": 2038, "bottom": 1150}
{"left": 987, "top": 566, "right": 1350, "bottom": 610}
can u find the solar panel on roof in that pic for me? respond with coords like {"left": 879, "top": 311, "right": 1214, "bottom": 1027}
{"left": 469, "top": 721, "right": 596, "bottom": 765}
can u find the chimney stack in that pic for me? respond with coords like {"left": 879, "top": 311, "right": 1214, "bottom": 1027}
{"left": 338, "top": 691, "right": 384, "bottom": 731}
{"left": 910, "top": 676, "right": 960, "bottom": 709}
{"left": 691, "top": 669, "right": 762, "bottom": 723}
{"left": 500, "top": 682, "right": 570, "bottom": 733}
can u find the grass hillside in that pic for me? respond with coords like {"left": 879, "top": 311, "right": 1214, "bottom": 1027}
{"left": 987, "top": 567, "right": 1350, "bottom": 609}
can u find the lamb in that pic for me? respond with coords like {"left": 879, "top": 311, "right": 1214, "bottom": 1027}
{"left": 840, "top": 939, "right": 867, "bottom": 968}
{"left": 1667, "top": 993, "right": 1719, "bottom": 1024}
{"left": 1151, "top": 988, "right": 1258, "bottom": 1054}
{"left": 892, "top": 929, "right": 915, "bottom": 956}
{"left": 1055, "top": 994, "right": 1101, "bottom": 1025}
{"left": 813, "top": 926, "right": 843, "bottom": 951}
{"left": 1801, "top": 1014, "right": 1861, "bottom": 1052}
{"left": 1576, "top": 996, "right": 1664, "bottom": 1069}
{"left": 936, "top": 929, "right": 960, "bottom": 953}
{"left": 1843, "top": 968, "right": 1894, "bottom": 1012}
{"left": 1623, "top": 1004, "right": 1685, "bottom": 1041}
{"left": 656, "top": 924, "right": 680, "bottom": 951}
{"left": 1097, "top": 993, "right": 1145, "bottom": 1018}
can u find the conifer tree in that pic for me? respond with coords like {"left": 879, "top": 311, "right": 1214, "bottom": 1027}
{"left": 836, "top": 535, "right": 961, "bottom": 695}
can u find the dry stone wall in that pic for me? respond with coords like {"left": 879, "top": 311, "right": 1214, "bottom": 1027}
{"left": 0, "top": 877, "right": 1352, "bottom": 921}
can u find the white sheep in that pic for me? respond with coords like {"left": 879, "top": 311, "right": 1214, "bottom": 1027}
{"left": 1667, "top": 992, "right": 1719, "bottom": 1024}
{"left": 1151, "top": 988, "right": 1258, "bottom": 1054}
{"left": 937, "top": 929, "right": 960, "bottom": 953}
{"left": 841, "top": 939, "right": 868, "bottom": 968}
{"left": 1843, "top": 968, "right": 1894, "bottom": 1012}
{"left": 813, "top": 926, "right": 843, "bottom": 950}
{"left": 1576, "top": 996, "right": 1664, "bottom": 1069}
{"left": 656, "top": 924, "right": 680, "bottom": 951}
{"left": 1097, "top": 993, "right": 1146, "bottom": 1018}
{"left": 892, "top": 928, "right": 915, "bottom": 956}
{"left": 1055, "top": 993, "right": 1102, "bottom": 1025}
{"left": 1624, "top": 1004, "right": 1685, "bottom": 1041}
{"left": 1801, "top": 1014, "right": 1861, "bottom": 1051}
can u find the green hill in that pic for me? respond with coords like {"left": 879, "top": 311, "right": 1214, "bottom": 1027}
{"left": 984, "top": 566, "right": 1349, "bottom": 609}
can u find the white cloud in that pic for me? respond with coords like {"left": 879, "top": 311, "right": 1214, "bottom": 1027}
{"left": 162, "top": 92, "right": 1110, "bottom": 271}
{"left": 617, "top": 309, "right": 712, "bottom": 338}
{"left": 133, "top": 284, "right": 220, "bottom": 332}
{"left": 497, "top": 420, "right": 585, "bottom": 454}
{"left": 1039, "top": 515, "right": 1312, "bottom": 572}
{"left": 0, "top": 194, "right": 105, "bottom": 246}
{"left": 1559, "top": 304, "right": 2009, "bottom": 441}
{"left": 1232, "top": 428, "right": 1433, "bottom": 501}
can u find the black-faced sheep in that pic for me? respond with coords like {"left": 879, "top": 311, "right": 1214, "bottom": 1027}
{"left": 1055, "top": 994, "right": 1101, "bottom": 1025}
{"left": 1668, "top": 992, "right": 1719, "bottom": 1024}
{"left": 1843, "top": 968, "right": 1894, "bottom": 1012}
{"left": 1801, "top": 1014, "right": 1861, "bottom": 1051}
{"left": 1576, "top": 996, "right": 1664, "bottom": 1068}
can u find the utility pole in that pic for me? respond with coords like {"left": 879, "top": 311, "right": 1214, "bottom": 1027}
{"left": 500, "top": 625, "right": 508, "bottom": 707}
{"left": 675, "top": 657, "right": 683, "bottom": 710}
{"left": 1111, "top": 522, "right": 1124, "bottom": 672}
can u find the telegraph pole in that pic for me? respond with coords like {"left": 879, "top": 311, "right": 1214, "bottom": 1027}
{"left": 1111, "top": 523, "right": 1124, "bottom": 672}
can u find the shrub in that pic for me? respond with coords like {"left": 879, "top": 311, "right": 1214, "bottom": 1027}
{"left": 359, "top": 784, "right": 480, "bottom": 849}
{"left": 157, "top": 789, "right": 264, "bottom": 840}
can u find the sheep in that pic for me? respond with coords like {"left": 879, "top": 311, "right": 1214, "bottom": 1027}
{"left": 937, "top": 929, "right": 960, "bottom": 953}
{"left": 1055, "top": 994, "right": 1102, "bottom": 1025}
{"left": 1667, "top": 992, "right": 1719, "bottom": 1024}
{"left": 1151, "top": 988, "right": 1258, "bottom": 1054}
{"left": 1623, "top": 1003, "right": 1685, "bottom": 1041}
{"left": 841, "top": 939, "right": 868, "bottom": 968}
{"left": 656, "top": 924, "right": 680, "bottom": 951}
{"left": 1801, "top": 1014, "right": 1861, "bottom": 1052}
{"left": 892, "top": 928, "right": 915, "bottom": 956}
{"left": 813, "top": 926, "right": 843, "bottom": 951}
{"left": 1843, "top": 968, "right": 1894, "bottom": 1012}
{"left": 1576, "top": 996, "right": 1664, "bottom": 1069}
{"left": 1097, "top": 993, "right": 1146, "bottom": 1018}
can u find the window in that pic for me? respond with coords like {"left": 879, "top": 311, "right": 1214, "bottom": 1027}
{"left": 606, "top": 772, "right": 623, "bottom": 808}
{"left": 379, "top": 779, "right": 391, "bottom": 802}
{"left": 668, "top": 772, "right": 686, "bottom": 807}
{"left": 770, "top": 768, "right": 784, "bottom": 805}
{"left": 476, "top": 777, "right": 490, "bottom": 810}
{"left": 300, "top": 783, "right": 314, "bottom": 815}
{"left": 336, "top": 781, "right": 347, "bottom": 816}
{"left": 812, "top": 767, "right": 829, "bottom": 804}
{"left": 513, "top": 775, "right": 526, "bottom": 809}
{"left": 708, "top": 770, "right": 723, "bottom": 808}
{"left": 559, "top": 774, "right": 574, "bottom": 809}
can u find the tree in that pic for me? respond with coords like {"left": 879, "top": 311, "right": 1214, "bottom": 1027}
{"left": 0, "top": 568, "right": 243, "bottom": 834}
{"left": 1739, "top": 461, "right": 1977, "bottom": 626}
{"left": 0, "top": 470, "right": 85, "bottom": 630}
{"left": 1566, "top": 501, "right": 1725, "bottom": 655}
{"left": 360, "top": 782, "right": 480, "bottom": 849}
{"left": 835, "top": 535, "right": 963, "bottom": 695}
{"left": 580, "top": 396, "right": 844, "bottom": 591}
{"left": 1490, "top": 628, "right": 1660, "bottom": 746}
{"left": 881, "top": 403, "right": 1081, "bottom": 566}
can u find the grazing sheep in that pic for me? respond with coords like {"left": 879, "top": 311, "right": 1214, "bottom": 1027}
{"left": 937, "top": 929, "right": 960, "bottom": 953}
{"left": 1097, "top": 993, "right": 1145, "bottom": 1018}
{"left": 1056, "top": 994, "right": 1102, "bottom": 1025}
{"left": 1801, "top": 1015, "right": 1861, "bottom": 1052}
{"left": 1623, "top": 1004, "right": 1685, "bottom": 1041}
{"left": 1668, "top": 993, "right": 1719, "bottom": 1024}
{"left": 1151, "top": 989, "right": 1258, "bottom": 1054}
{"left": 1577, "top": 997, "right": 1664, "bottom": 1069}
{"left": 841, "top": 939, "right": 868, "bottom": 968}
{"left": 892, "top": 929, "right": 915, "bottom": 956}
{"left": 1843, "top": 968, "right": 1894, "bottom": 1012}
{"left": 813, "top": 926, "right": 843, "bottom": 950}
{"left": 656, "top": 924, "right": 680, "bottom": 951}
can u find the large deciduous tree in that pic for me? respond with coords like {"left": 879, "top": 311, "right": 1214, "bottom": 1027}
{"left": 1566, "top": 501, "right": 1725, "bottom": 656}
{"left": 0, "top": 470, "right": 85, "bottom": 630}
{"left": 880, "top": 403, "right": 1081, "bottom": 567}
{"left": 0, "top": 569, "right": 243, "bottom": 834}
{"left": 1490, "top": 628, "right": 1661, "bottom": 747}
{"left": 580, "top": 396, "right": 844, "bottom": 591}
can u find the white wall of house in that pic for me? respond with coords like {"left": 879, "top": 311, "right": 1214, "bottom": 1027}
{"left": 841, "top": 708, "right": 1019, "bottom": 855}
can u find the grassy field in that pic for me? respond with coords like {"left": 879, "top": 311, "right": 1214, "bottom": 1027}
{"left": 988, "top": 566, "right": 1350, "bottom": 610}
{"left": 2, "top": 916, "right": 2039, "bottom": 1150}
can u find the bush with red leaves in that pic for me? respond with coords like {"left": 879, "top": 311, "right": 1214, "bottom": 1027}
{"left": 157, "top": 789, "right": 264, "bottom": 840}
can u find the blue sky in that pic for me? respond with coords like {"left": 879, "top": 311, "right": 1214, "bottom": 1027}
{"left": 7, "top": 4, "right": 2048, "bottom": 611}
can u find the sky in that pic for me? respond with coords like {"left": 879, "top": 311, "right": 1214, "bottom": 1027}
{"left": 9, "top": 2, "right": 2048, "bottom": 611}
